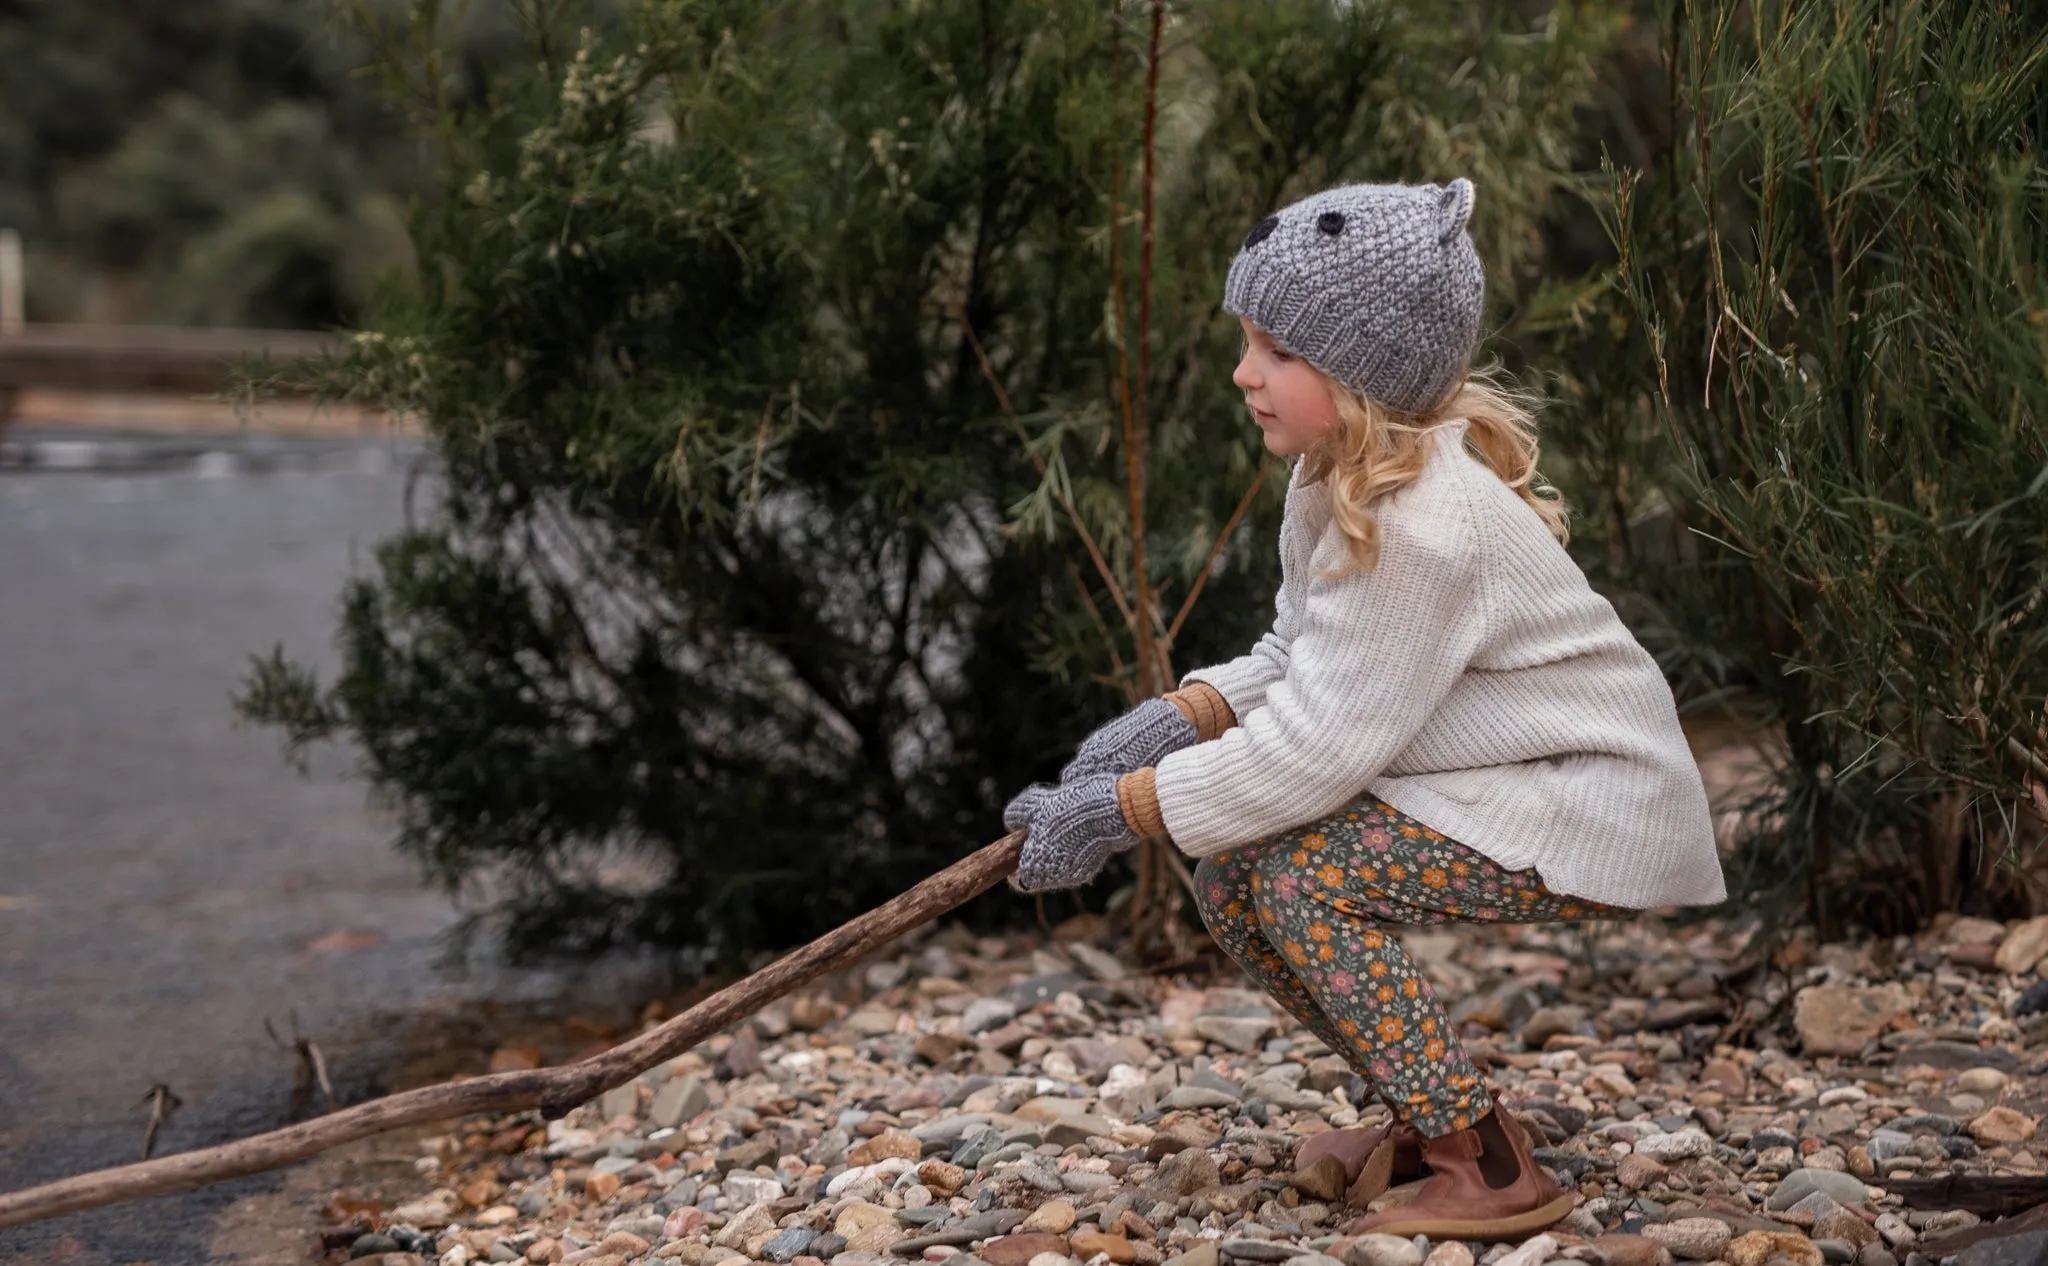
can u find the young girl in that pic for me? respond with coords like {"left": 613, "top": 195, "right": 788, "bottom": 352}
{"left": 1003, "top": 178, "right": 1726, "bottom": 1242}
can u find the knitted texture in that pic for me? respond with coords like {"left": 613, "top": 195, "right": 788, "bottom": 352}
{"left": 1011, "top": 772, "right": 1139, "bottom": 893}
{"left": 1224, "top": 179, "right": 1485, "bottom": 414}
{"left": 1001, "top": 696, "right": 1198, "bottom": 831}
{"left": 1164, "top": 427, "right": 1727, "bottom": 910}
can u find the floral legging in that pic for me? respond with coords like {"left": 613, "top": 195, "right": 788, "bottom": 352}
{"left": 1192, "top": 795, "right": 1632, "bottom": 1138}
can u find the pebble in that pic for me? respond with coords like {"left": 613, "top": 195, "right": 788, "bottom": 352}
{"left": 316, "top": 919, "right": 2048, "bottom": 1266}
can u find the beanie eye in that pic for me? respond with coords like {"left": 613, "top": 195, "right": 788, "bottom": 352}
{"left": 1242, "top": 215, "right": 1279, "bottom": 249}
{"left": 1317, "top": 211, "right": 1345, "bottom": 236}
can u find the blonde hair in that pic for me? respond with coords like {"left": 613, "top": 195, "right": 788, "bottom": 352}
{"left": 1299, "top": 360, "right": 1569, "bottom": 577}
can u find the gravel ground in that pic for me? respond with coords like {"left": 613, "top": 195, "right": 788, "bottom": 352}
{"left": 290, "top": 908, "right": 2048, "bottom": 1266}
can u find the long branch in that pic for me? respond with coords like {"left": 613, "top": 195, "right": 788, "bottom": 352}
{"left": 0, "top": 833, "right": 1024, "bottom": 1229}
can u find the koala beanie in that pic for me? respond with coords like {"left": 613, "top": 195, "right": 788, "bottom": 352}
{"left": 1223, "top": 178, "right": 1485, "bottom": 415}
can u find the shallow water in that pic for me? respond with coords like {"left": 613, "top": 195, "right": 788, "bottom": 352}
{"left": 0, "top": 434, "right": 664, "bottom": 1263}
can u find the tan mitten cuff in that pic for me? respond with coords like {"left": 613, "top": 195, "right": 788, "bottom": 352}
{"left": 1163, "top": 681, "right": 1237, "bottom": 741}
{"left": 1117, "top": 768, "right": 1171, "bottom": 842}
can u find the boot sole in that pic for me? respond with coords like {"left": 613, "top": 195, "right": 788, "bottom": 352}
{"left": 1344, "top": 1192, "right": 1575, "bottom": 1242}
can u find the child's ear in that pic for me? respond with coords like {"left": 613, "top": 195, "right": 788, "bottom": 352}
{"left": 1436, "top": 178, "right": 1476, "bottom": 245}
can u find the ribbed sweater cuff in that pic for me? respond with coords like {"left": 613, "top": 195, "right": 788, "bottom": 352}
{"left": 1163, "top": 682, "right": 1236, "bottom": 741}
{"left": 1118, "top": 768, "right": 1170, "bottom": 841}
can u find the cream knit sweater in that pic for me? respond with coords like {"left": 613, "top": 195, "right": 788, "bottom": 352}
{"left": 1156, "top": 421, "right": 1726, "bottom": 910}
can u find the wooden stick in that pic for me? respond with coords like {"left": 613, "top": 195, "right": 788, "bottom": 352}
{"left": 0, "top": 832, "right": 1024, "bottom": 1229}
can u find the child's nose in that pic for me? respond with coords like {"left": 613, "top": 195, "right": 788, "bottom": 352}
{"left": 1232, "top": 355, "right": 1258, "bottom": 391}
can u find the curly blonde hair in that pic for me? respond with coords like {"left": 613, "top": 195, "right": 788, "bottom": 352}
{"left": 1299, "top": 361, "right": 1570, "bottom": 577}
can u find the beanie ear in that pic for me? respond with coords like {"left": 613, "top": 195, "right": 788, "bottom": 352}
{"left": 1436, "top": 178, "right": 1476, "bottom": 245}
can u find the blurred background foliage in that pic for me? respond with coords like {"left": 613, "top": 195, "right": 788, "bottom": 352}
{"left": 7, "top": 0, "right": 2039, "bottom": 961}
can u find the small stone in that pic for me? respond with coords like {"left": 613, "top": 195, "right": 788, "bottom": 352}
{"left": 666, "top": 1207, "right": 707, "bottom": 1239}
{"left": 1070, "top": 1231, "right": 1137, "bottom": 1263}
{"left": 1491, "top": 1235, "right": 1557, "bottom": 1266}
{"left": 1291, "top": 1154, "right": 1349, "bottom": 1202}
{"left": 964, "top": 997, "right": 1020, "bottom": 1034}
{"left": 1618, "top": 1153, "right": 1668, "bottom": 1191}
{"left": 725, "top": 1172, "right": 785, "bottom": 1206}
{"left": 1067, "top": 943, "right": 1129, "bottom": 981}
{"left": 1143, "top": 1147, "right": 1221, "bottom": 1198}
{"left": 715, "top": 1202, "right": 781, "bottom": 1251}
{"left": 985, "top": 1240, "right": 1072, "bottom": 1266}
{"left": 1766, "top": 1169, "right": 1869, "bottom": 1210}
{"left": 762, "top": 1229, "right": 818, "bottom": 1263}
{"left": 1220, "top": 1241, "right": 1303, "bottom": 1264}
{"left": 1957, "top": 1067, "right": 2010, "bottom": 1096}
{"left": 1725, "top": 1232, "right": 1824, "bottom": 1266}
{"left": 1968, "top": 1106, "right": 2037, "bottom": 1145}
{"left": 919, "top": 1160, "right": 968, "bottom": 1194}
{"left": 1813, "top": 1242, "right": 1856, "bottom": 1266}
{"left": 1700, "top": 1059, "right": 1747, "bottom": 1098}
{"left": 584, "top": 1170, "right": 622, "bottom": 1202}
{"left": 838, "top": 1204, "right": 900, "bottom": 1236}
{"left": 1193, "top": 1016, "right": 1274, "bottom": 1052}
{"left": 349, "top": 1235, "right": 403, "bottom": 1259}
{"left": 1586, "top": 1237, "right": 1674, "bottom": 1266}
{"left": 1023, "top": 1202, "right": 1078, "bottom": 1234}
{"left": 1450, "top": 982, "right": 1540, "bottom": 1033}
{"left": 1642, "top": 1219, "right": 1733, "bottom": 1261}
{"left": 1518, "top": 1006, "right": 1586, "bottom": 1049}
{"left": 1165, "top": 1246, "right": 1220, "bottom": 1266}
{"left": 1422, "top": 1246, "right": 1474, "bottom": 1266}
{"left": 1636, "top": 1129, "right": 1713, "bottom": 1161}
{"left": 1792, "top": 985, "right": 1910, "bottom": 1056}
{"left": 1995, "top": 915, "right": 2048, "bottom": 974}
{"left": 1813, "top": 1211, "right": 1877, "bottom": 1249}
{"left": 601, "top": 1232, "right": 652, "bottom": 1257}
{"left": 1953, "top": 1229, "right": 2048, "bottom": 1266}
{"left": 652, "top": 1076, "right": 711, "bottom": 1127}
{"left": 1164, "top": 1087, "right": 1241, "bottom": 1111}
{"left": 1335, "top": 1235, "right": 1425, "bottom": 1266}
{"left": 850, "top": 1130, "right": 926, "bottom": 1165}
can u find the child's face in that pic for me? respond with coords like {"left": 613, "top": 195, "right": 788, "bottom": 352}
{"left": 1233, "top": 317, "right": 1338, "bottom": 457}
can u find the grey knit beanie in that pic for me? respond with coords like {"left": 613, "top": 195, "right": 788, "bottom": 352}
{"left": 1223, "top": 178, "right": 1485, "bottom": 414}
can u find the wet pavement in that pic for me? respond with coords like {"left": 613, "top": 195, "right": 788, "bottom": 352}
{"left": 0, "top": 433, "right": 663, "bottom": 1263}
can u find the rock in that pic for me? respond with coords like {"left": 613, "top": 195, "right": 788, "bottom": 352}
{"left": 1422, "top": 1246, "right": 1474, "bottom": 1266}
{"left": 1586, "top": 1237, "right": 1674, "bottom": 1266}
{"left": 983, "top": 1235, "right": 1073, "bottom": 1266}
{"left": 715, "top": 1203, "right": 781, "bottom": 1251}
{"left": 1518, "top": 1006, "right": 1586, "bottom": 1048}
{"left": 954, "top": 1127, "right": 1008, "bottom": 1169}
{"left": 1643, "top": 1219, "right": 1732, "bottom": 1261}
{"left": 1067, "top": 943, "right": 1128, "bottom": 981}
{"left": 667, "top": 1207, "right": 708, "bottom": 1239}
{"left": 1636, "top": 1129, "right": 1714, "bottom": 1161}
{"left": 1164, "top": 1086, "right": 1241, "bottom": 1111}
{"left": 1291, "top": 1155, "right": 1349, "bottom": 1202}
{"left": 1617, "top": 1153, "right": 1669, "bottom": 1191}
{"left": 387, "top": 1196, "right": 454, "bottom": 1229}
{"left": 1070, "top": 1231, "right": 1137, "bottom": 1263}
{"left": 1143, "top": 1147, "right": 1220, "bottom": 1198}
{"left": 584, "top": 1170, "right": 621, "bottom": 1202}
{"left": 1335, "top": 1235, "right": 1425, "bottom": 1266}
{"left": 1957, "top": 1067, "right": 2010, "bottom": 1096}
{"left": 1101, "top": 1065, "right": 1158, "bottom": 1119}
{"left": 1995, "top": 915, "right": 2048, "bottom": 974}
{"left": 1193, "top": 1016, "right": 1274, "bottom": 1052}
{"left": 1792, "top": 984, "right": 1910, "bottom": 1056}
{"left": 724, "top": 1172, "right": 784, "bottom": 1205}
{"left": 1219, "top": 1241, "right": 1302, "bottom": 1263}
{"left": 1766, "top": 1168, "right": 1869, "bottom": 1210}
{"left": 651, "top": 1075, "right": 711, "bottom": 1127}
{"left": 764, "top": 1230, "right": 819, "bottom": 1263}
{"left": 350, "top": 1235, "right": 403, "bottom": 1259}
{"left": 1955, "top": 1230, "right": 2048, "bottom": 1266}
{"left": 1492, "top": 1235, "right": 1557, "bottom": 1266}
{"left": 850, "top": 1130, "right": 926, "bottom": 1165}
{"left": 1165, "top": 1246, "right": 1220, "bottom": 1266}
{"left": 919, "top": 1160, "right": 967, "bottom": 1194}
{"left": 1699, "top": 1058, "right": 1747, "bottom": 1098}
{"left": 1812, "top": 1212, "right": 1877, "bottom": 1249}
{"left": 839, "top": 1204, "right": 901, "bottom": 1236}
{"left": 1022, "top": 1202, "right": 1077, "bottom": 1234}
{"left": 1044, "top": 1112, "right": 1117, "bottom": 1147}
{"left": 1450, "top": 982, "right": 1540, "bottom": 1032}
{"left": 964, "top": 998, "right": 1020, "bottom": 1034}
{"left": 1725, "top": 1232, "right": 1824, "bottom": 1266}
{"left": 1968, "top": 1106, "right": 2037, "bottom": 1144}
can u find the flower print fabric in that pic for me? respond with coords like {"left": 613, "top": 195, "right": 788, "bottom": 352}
{"left": 1193, "top": 795, "right": 1630, "bottom": 1137}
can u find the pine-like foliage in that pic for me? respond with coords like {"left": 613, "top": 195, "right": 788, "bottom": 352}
{"left": 237, "top": 0, "right": 1613, "bottom": 959}
{"left": 1583, "top": 0, "right": 2048, "bottom": 932}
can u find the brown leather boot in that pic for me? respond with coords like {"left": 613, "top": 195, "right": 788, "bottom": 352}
{"left": 1290, "top": 1120, "right": 1425, "bottom": 1206}
{"left": 1340, "top": 1108, "right": 1573, "bottom": 1241}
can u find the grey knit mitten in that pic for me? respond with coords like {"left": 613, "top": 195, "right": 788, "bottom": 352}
{"left": 1010, "top": 773, "right": 1140, "bottom": 894}
{"left": 1002, "top": 697, "right": 1196, "bottom": 831}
